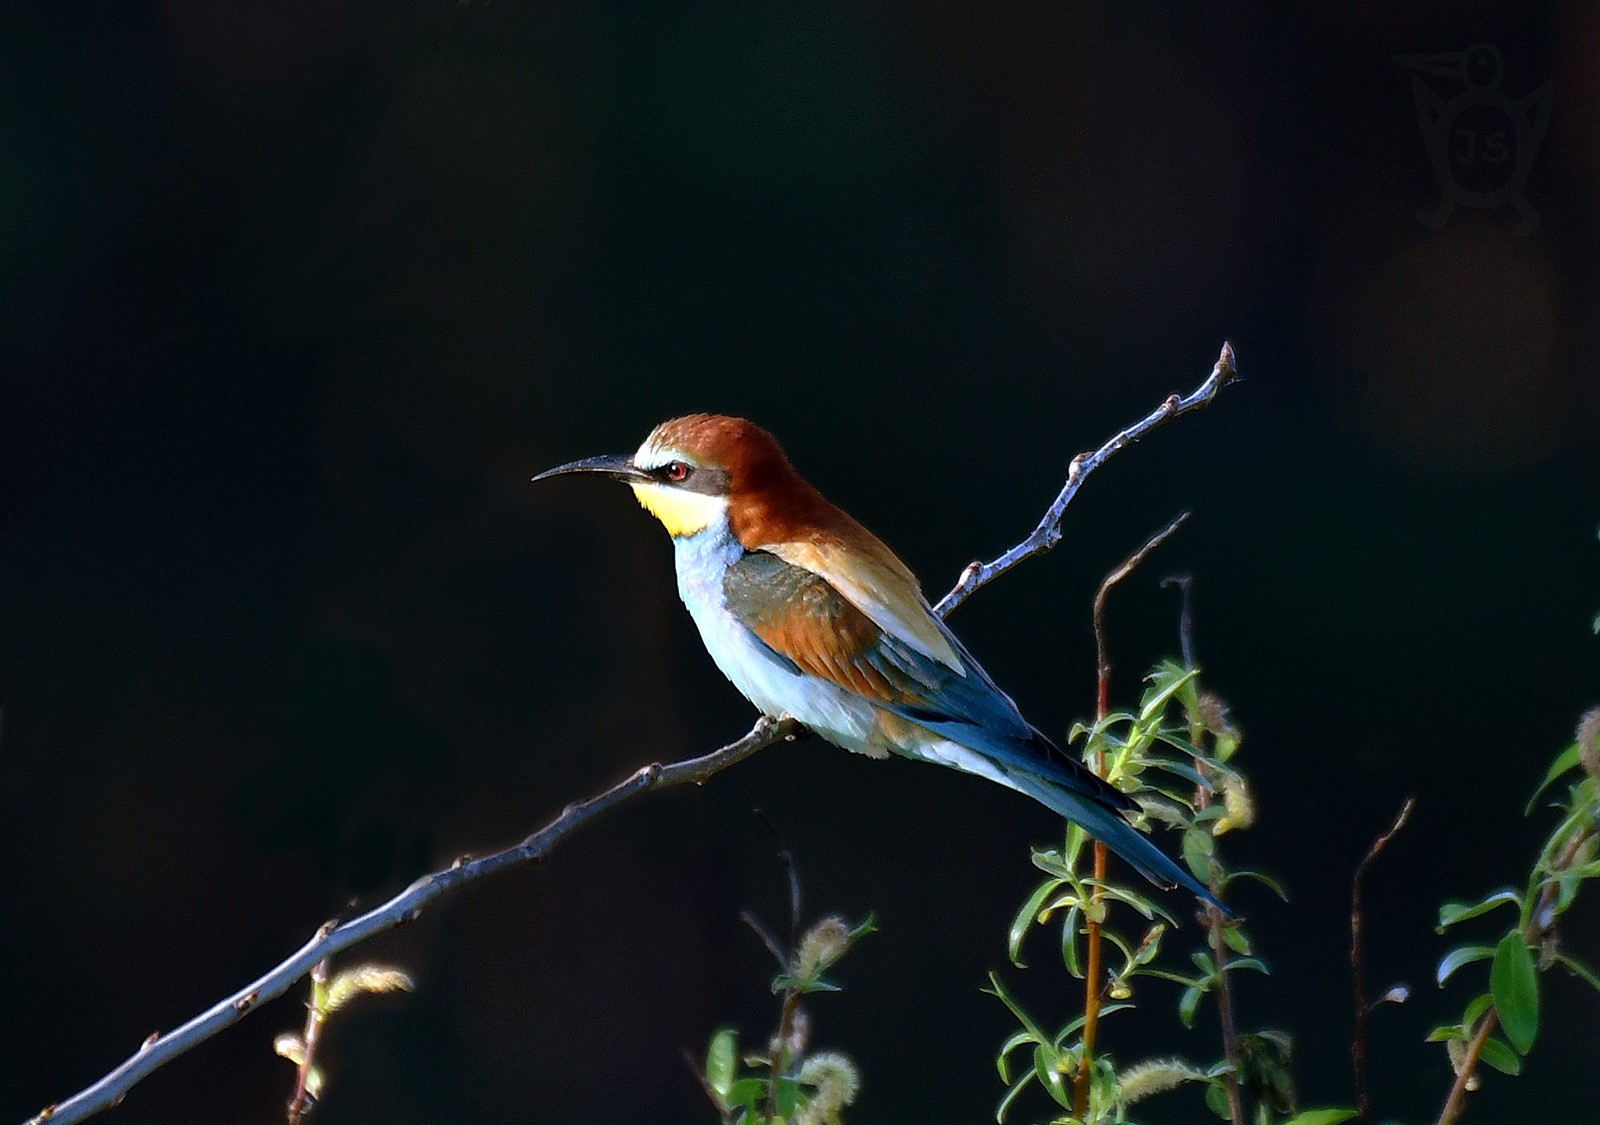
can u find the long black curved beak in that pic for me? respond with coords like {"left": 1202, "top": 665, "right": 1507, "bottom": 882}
{"left": 531, "top": 453, "right": 650, "bottom": 484}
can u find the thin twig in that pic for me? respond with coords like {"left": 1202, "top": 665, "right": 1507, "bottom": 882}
{"left": 1351, "top": 798, "right": 1415, "bottom": 1125}
{"left": 1437, "top": 1012, "right": 1500, "bottom": 1125}
{"left": 1169, "top": 577, "right": 1246, "bottom": 1125}
{"left": 23, "top": 345, "right": 1240, "bottom": 1125}
{"left": 1204, "top": 894, "right": 1246, "bottom": 1124}
{"left": 752, "top": 809, "right": 803, "bottom": 945}
{"left": 765, "top": 990, "right": 804, "bottom": 1121}
{"left": 285, "top": 958, "right": 330, "bottom": 1125}
{"left": 1435, "top": 822, "right": 1592, "bottom": 1125}
{"left": 1192, "top": 756, "right": 1245, "bottom": 1124}
{"left": 1073, "top": 838, "right": 1110, "bottom": 1122}
{"left": 1091, "top": 514, "right": 1190, "bottom": 723}
{"left": 935, "top": 341, "right": 1237, "bottom": 618}
{"left": 22, "top": 717, "right": 797, "bottom": 1125}
{"left": 1075, "top": 514, "right": 1190, "bottom": 1120}
{"left": 1160, "top": 575, "right": 1196, "bottom": 672}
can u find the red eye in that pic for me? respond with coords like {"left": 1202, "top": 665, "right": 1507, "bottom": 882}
{"left": 665, "top": 460, "right": 690, "bottom": 482}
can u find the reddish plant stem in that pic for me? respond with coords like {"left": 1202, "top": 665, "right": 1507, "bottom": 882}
{"left": 22, "top": 348, "right": 1241, "bottom": 1125}
{"left": 1435, "top": 823, "right": 1591, "bottom": 1125}
{"left": 1075, "top": 515, "right": 1189, "bottom": 1120}
{"left": 765, "top": 989, "right": 804, "bottom": 1121}
{"left": 1193, "top": 757, "right": 1246, "bottom": 1125}
{"left": 1167, "top": 570, "right": 1246, "bottom": 1123}
{"left": 1352, "top": 798, "right": 1415, "bottom": 1125}
{"left": 1073, "top": 837, "right": 1111, "bottom": 1119}
{"left": 285, "top": 958, "right": 329, "bottom": 1125}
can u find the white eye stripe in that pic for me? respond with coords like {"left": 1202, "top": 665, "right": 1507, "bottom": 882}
{"left": 634, "top": 437, "right": 694, "bottom": 472}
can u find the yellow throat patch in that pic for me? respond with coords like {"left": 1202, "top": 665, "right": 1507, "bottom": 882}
{"left": 630, "top": 482, "right": 725, "bottom": 538}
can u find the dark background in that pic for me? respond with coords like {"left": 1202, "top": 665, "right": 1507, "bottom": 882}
{"left": 2, "top": 2, "right": 1597, "bottom": 1123}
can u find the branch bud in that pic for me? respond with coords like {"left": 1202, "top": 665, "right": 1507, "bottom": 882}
{"left": 1577, "top": 707, "right": 1600, "bottom": 783}
{"left": 1213, "top": 775, "right": 1256, "bottom": 835}
{"left": 794, "top": 917, "right": 852, "bottom": 982}
{"left": 796, "top": 1052, "right": 861, "bottom": 1123}
{"left": 1117, "top": 1058, "right": 1205, "bottom": 1105}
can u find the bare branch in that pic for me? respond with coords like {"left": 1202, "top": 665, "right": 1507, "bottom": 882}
{"left": 1091, "top": 513, "right": 1190, "bottom": 719}
{"left": 934, "top": 340, "right": 1237, "bottom": 617}
{"left": 22, "top": 717, "right": 797, "bottom": 1125}
{"left": 1160, "top": 574, "right": 1196, "bottom": 671}
{"left": 1352, "top": 798, "right": 1415, "bottom": 1125}
{"left": 1170, "top": 581, "right": 1247, "bottom": 1125}
{"left": 285, "top": 957, "right": 330, "bottom": 1125}
{"left": 1075, "top": 513, "right": 1189, "bottom": 1121}
{"left": 23, "top": 344, "right": 1240, "bottom": 1125}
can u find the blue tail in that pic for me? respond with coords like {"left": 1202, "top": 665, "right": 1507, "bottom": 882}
{"left": 1003, "top": 768, "right": 1230, "bottom": 916}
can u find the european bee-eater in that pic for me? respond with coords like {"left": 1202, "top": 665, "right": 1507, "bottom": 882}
{"left": 535, "top": 414, "right": 1218, "bottom": 909}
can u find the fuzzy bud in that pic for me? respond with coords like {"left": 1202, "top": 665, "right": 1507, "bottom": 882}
{"left": 795, "top": 1052, "right": 861, "bottom": 1123}
{"left": 1196, "top": 691, "right": 1242, "bottom": 760}
{"left": 794, "top": 917, "right": 852, "bottom": 981}
{"left": 273, "top": 1034, "right": 306, "bottom": 1067}
{"left": 1578, "top": 707, "right": 1600, "bottom": 783}
{"left": 1446, "top": 1039, "right": 1482, "bottom": 1091}
{"left": 1213, "top": 775, "right": 1256, "bottom": 835}
{"left": 324, "top": 965, "right": 414, "bottom": 1016}
{"left": 1117, "top": 1058, "right": 1204, "bottom": 1105}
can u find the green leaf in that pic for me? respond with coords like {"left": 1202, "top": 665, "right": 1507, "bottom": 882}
{"left": 1436, "top": 890, "right": 1520, "bottom": 932}
{"left": 1463, "top": 991, "right": 1495, "bottom": 1027}
{"left": 1182, "top": 827, "right": 1213, "bottom": 884}
{"left": 1055, "top": 1003, "right": 1132, "bottom": 1047}
{"left": 1204, "top": 1079, "right": 1231, "bottom": 1118}
{"left": 1139, "top": 667, "right": 1200, "bottom": 723}
{"left": 1278, "top": 1111, "right": 1358, "bottom": 1125}
{"left": 1139, "top": 968, "right": 1204, "bottom": 988}
{"left": 1030, "top": 849, "right": 1074, "bottom": 879}
{"left": 1179, "top": 985, "right": 1204, "bottom": 1028}
{"left": 1094, "top": 880, "right": 1178, "bottom": 926}
{"left": 723, "top": 1077, "right": 765, "bottom": 1113}
{"left": 994, "top": 1071, "right": 1036, "bottom": 1124}
{"left": 1436, "top": 945, "right": 1495, "bottom": 986}
{"left": 1150, "top": 757, "right": 1210, "bottom": 788}
{"left": 773, "top": 1074, "right": 801, "bottom": 1117}
{"left": 1225, "top": 868, "right": 1290, "bottom": 900}
{"left": 1526, "top": 744, "right": 1582, "bottom": 813}
{"left": 1491, "top": 933, "right": 1539, "bottom": 1054}
{"left": 1100, "top": 926, "right": 1136, "bottom": 966}
{"left": 986, "top": 973, "right": 1051, "bottom": 1045}
{"left": 705, "top": 1029, "right": 737, "bottom": 1099}
{"left": 996, "top": 1029, "right": 1035, "bottom": 1083}
{"left": 1034, "top": 1044, "right": 1072, "bottom": 1109}
{"left": 771, "top": 975, "right": 841, "bottom": 993}
{"left": 1222, "top": 956, "right": 1269, "bottom": 976}
{"left": 1426, "top": 1025, "right": 1467, "bottom": 1042}
{"left": 1221, "top": 924, "right": 1252, "bottom": 956}
{"left": 1009, "top": 879, "right": 1063, "bottom": 967}
{"left": 1063, "top": 822, "right": 1088, "bottom": 868}
{"left": 1476, "top": 1035, "right": 1523, "bottom": 1076}
{"left": 1060, "top": 904, "right": 1084, "bottom": 977}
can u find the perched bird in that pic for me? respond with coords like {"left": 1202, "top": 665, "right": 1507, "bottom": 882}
{"left": 534, "top": 414, "right": 1218, "bottom": 909}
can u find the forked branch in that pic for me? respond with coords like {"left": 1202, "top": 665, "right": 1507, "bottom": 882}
{"left": 24, "top": 343, "right": 1238, "bottom": 1125}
